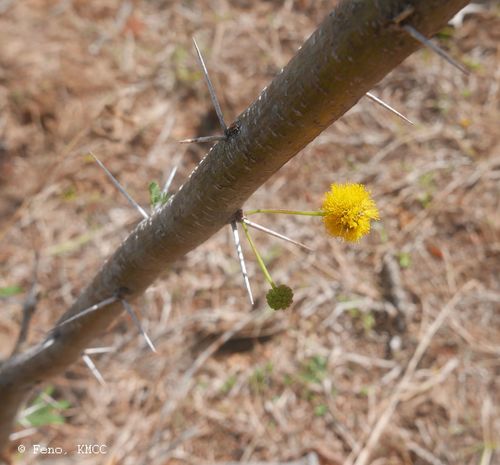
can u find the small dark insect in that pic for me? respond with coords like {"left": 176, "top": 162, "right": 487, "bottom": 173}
{"left": 225, "top": 120, "right": 241, "bottom": 138}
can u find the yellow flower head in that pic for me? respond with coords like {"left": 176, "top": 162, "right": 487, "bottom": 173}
{"left": 322, "top": 183, "right": 379, "bottom": 242}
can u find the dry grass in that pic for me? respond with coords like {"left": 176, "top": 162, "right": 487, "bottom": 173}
{"left": 0, "top": 1, "right": 499, "bottom": 464}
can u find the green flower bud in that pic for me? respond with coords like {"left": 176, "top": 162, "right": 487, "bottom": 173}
{"left": 266, "top": 284, "right": 293, "bottom": 310}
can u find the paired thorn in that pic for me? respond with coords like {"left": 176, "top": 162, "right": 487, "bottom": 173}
{"left": 402, "top": 24, "right": 469, "bottom": 75}
{"left": 192, "top": 37, "right": 227, "bottom": 133}
{"left": 243, "top": 218, "right": 313, "bottom": 252}
{"left": 365, "top": 92, "right": 414, "bottom": 125}
{"left": 121, "top": 300, "right": 157, "bottom": 353}
{"left": 58, "top": 294, "right": 153, "bottom": 355}
{"left": 82, "top": 347, "right": 114, "bottom": 385}
{"left": 90, "top": 152, "right": 149, "bottom": 220}
{"left": 82, "top": 353, "right": 106, "bottom": 385}
{"left": 230, "top": 221, "right": 254, "bottom": 306}
{"left": 229, "top": 213, "right": 313, "bottom": 305}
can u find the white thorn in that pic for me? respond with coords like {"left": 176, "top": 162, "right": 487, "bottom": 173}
{"left": 243, "top": 219, "right": 314, "bottom": 252}
{"left": 90, "top": 152, "right": 149, "bottom": 220}
{"left": 82, "top": 353, "right": 106, "bottom": 385}
{"left": 192, "top": 37, "right": 227, "bottom": 133}
{"left": 162, "top": 165, "right": 178, "bottom": 194}
{"left": 83, "top": 347, "right": 115, "bottom": 355}
{"left": 230, "top": 221, "right": 254, "bottom": 306}
{"left": 179, "top": 135, "right": 226, "bottom": 144}
{"left": 365, "top": 92, "right": 414, "bottom": 125}
{"left": 121, "top": 300, "right": 157, "bottom": 353}
{"left": 57, "top": 296, "right": 119, "bottom": 328}
{"left": 403, "top": 24, "right": 469, "bottom": 75}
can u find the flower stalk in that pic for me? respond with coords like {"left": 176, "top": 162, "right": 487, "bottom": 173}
{"left": 241, "top": 221, "right": 276, "bottom": 288}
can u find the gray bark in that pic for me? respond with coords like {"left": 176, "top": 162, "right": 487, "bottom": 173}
{"left": 0, "top": 0, "right": 469, "bottom": 454}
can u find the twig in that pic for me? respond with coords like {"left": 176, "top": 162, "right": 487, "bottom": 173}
{"left": 365, "top": 92, "right": 414, "bottom": 125}
{"left": 230, "top": 221, "right": 254, "bottom": 306}
{"left": 88, "top": 0, "right": 132, "bottom": 55}
{"left": 81, "top": 354, "right": 106, "bottom": 385}
{"left": 402, "top": 24, "right": 469, "bottom": 75}
{"left": 243, "top": 218, "right": 313, "bottom": 252}
{"left": 380, "top": 253, "right": 411, "bottom": 331}
{"left": 152, "top": 426, "right": 203, "bottom": 462}
{"left": 8, "top": 428, "right": 37, "bottom": 442}
{"left": 90, "top": 152, "right": 149, "bottom": 220}
{"left": 192, "top": 37, "right": 227, "bottom": 133}
{"left": 11, "top": 252, "right": 39, "bottom": 356}
{"left": 406, "top": 439, "right": 447, "bottom": 465}
{"left": 121, "top": 300, "right": 157, "bottom": 353}
{"left": 480, "top": 446, "right": 494, "bottom": 465}
{"left": 179, "top": 135, "right": 226, "bottom": 144}
{"left": 480, "top": 397, "right": 494, "bottom": 465}
{"left": 400, "top": 357, "right": 459, "bottom": 402}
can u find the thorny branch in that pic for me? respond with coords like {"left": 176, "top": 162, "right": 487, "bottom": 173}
{"left": 0, "top": 0, "right": 469, "bottom": 454}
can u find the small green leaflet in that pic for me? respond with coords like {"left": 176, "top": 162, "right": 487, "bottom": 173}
{"left": 22, "top": 386, "right": 70, "bottom": 427}
{"left": 0, "top": 285, "right": 23, "bottom": 298}
{"left": 148, "top": 181, "right": 170, "bottom": 208}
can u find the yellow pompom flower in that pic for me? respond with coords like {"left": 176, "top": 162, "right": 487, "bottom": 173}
{"left": 322, "top": 183, "right": 379, "bottom": 242}
{"left": 245, "top": 182, "right": 379, "bottom": 243}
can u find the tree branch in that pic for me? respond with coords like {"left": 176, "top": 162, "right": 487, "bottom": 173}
{"left": 0, "top": 0, "right": 468, "bottom": 452}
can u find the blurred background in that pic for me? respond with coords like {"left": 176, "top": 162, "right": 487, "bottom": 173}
{"left": 0, "top": 1, "right": 498, "bottom": 464}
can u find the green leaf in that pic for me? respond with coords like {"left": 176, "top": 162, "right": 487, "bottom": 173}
{"left": 62, "top": 185, "right": 77, "bottom": 201}
{"left": 359, "top": 385, "right": 371, "bottom": 397}
{"left": 283, "top": 374, "right": 294, "bottom": 386}
{"left": 250, "top": 362, "right": 274, "bottom": 392}
{"left": 0, "top": 285, "right": 23, "bottom": 298}
{"left": 25, "top": 408, "right": 66, "bottom": 427}
{"left": 148, "top": 181, "right": 170, "bottom": 208}
{"left": 362, "top": 312, "right": 375, "bottom": 332}
{"left": 220, "top": 375, "right": 237, "bottom": 394}
{"left": 398, "top": 252, "right": 412, "bottom": 269}
{"left": 149, "top": 181, "right": 162, "bottom": 206}
{"left": 301, "top": 356, "right": 328, "bottom": 384}
{"left": 314, "top": 404, "right": 328, "bottom": 417}
{"left": 22, "top": 386, "right": 70, "bottom": 427}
